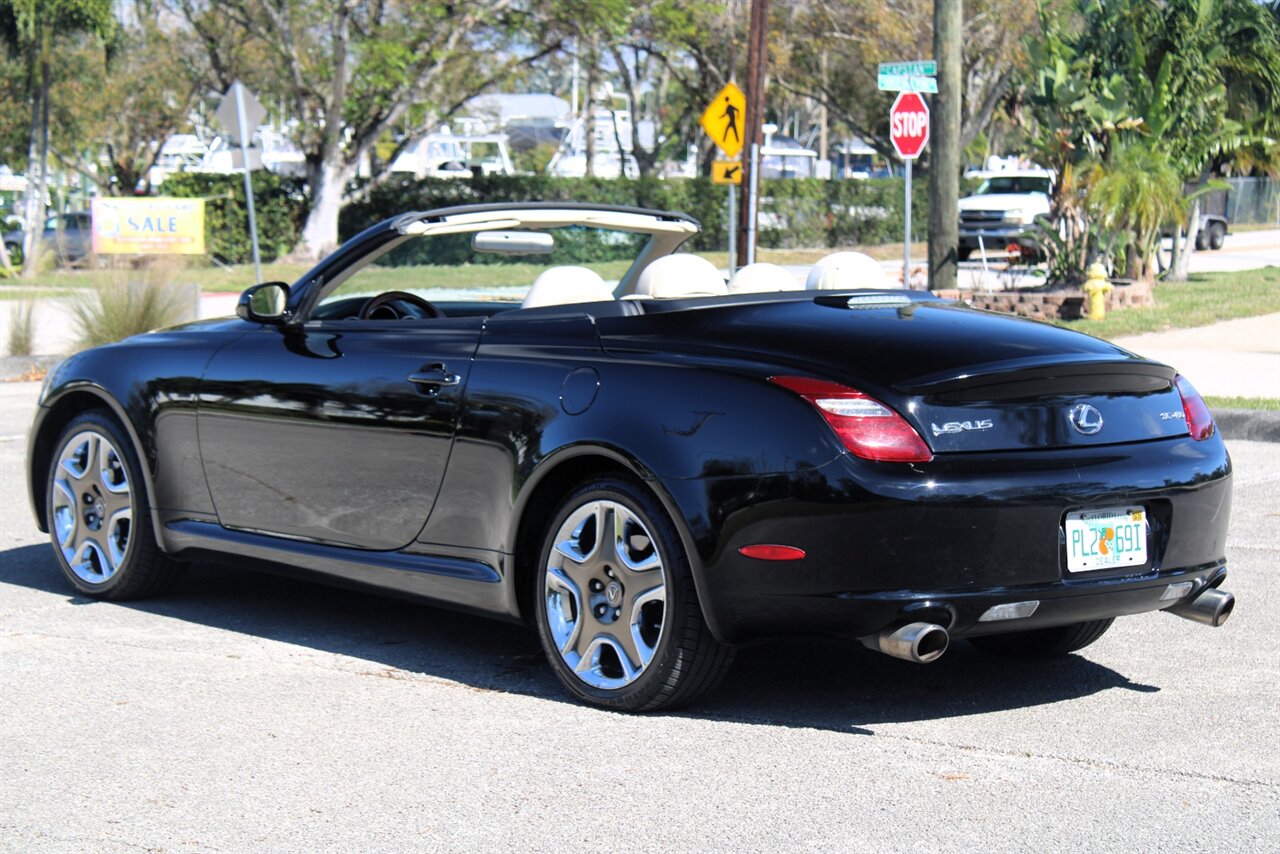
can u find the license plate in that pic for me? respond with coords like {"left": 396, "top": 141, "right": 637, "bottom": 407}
{"left": 1065, "top": 506, "right": 1148, "bottom": 572}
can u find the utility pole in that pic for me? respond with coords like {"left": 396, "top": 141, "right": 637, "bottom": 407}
{"left": 736, "top": 0, "right": 770, "bottom": 269}
{"left": 928, "top": 0, "right": 962, "bottom": 291}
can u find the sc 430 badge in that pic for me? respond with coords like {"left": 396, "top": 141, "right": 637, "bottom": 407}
{"left": 931, "top": 419, "right": 994, "bottom": 436}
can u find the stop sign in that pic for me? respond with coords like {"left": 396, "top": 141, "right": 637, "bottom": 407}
{"left": 889, "top": 92, "right": 930, "bottom": 159}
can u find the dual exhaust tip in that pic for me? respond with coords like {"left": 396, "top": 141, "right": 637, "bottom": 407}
{"left": 862, "top": 587, "right": 1235, "bottom": 665}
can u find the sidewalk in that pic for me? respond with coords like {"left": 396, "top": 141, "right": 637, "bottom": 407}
{"left": 1111, "top": 313, "right": 1280, "bottom": 399}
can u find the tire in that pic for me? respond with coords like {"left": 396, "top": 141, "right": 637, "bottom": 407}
{"left": 45, "top": 410, "right": 181, "bottom": 600}
{"left": 957, "top": 246, "right": 973, "bottom": 261}
{"left": 1208, "top": 222, "right": 1226, "bottom": 250}
{"left": 534, "top": 476, "right": 735, "bottom": 711}
{"left": 1194, "top": 229, "right": 1209, "bottom": 251}
{"left": 968, "top": 618, "right": 1113, "bottom": 658}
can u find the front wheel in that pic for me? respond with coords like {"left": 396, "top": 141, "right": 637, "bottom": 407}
{"left": 1208, "top": 222, "right": 1226, "bottom": 250}
{"left": 535, "top": 477, "right": 734, "bottom": 711}
{"left": 46, "top": 411, "right": 181, "bottom": 599}
{"left": 967, "top": 618, "right": 1114, "bottom": 658}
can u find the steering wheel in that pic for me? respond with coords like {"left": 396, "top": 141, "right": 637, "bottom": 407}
{"left": 358, "top": 290, "right": 445, "bottom": 321}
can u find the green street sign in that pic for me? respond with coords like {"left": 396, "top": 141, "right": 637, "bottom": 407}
{"left": 877, "top": 74, "right": 938, "bottom": 93}
{"left": 878, "top": 60, "right": 937, "bottom": 77}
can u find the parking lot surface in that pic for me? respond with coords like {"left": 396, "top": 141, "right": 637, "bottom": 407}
{"left": 2, "top": 381, "right": 1277, "bottom": 852}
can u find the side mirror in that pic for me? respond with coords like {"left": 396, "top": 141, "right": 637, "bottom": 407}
{"left": 237, "top": 281, "right": 291, "bottom": 324}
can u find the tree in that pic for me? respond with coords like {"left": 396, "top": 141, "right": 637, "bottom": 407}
{"left": 774, "top": 0, "right": 1036, "bottom": 163}
{"left": 0, "top": 0, "right": 116, "bottom": 276}
{"left": 178, "top": 1, "right": 558, "bottom": 259}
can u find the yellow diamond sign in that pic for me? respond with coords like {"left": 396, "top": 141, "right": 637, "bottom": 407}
{"left": 700, "top": 82, "right": 747, "bottom": 159}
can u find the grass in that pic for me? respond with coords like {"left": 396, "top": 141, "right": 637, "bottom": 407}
{"left": 1204, "top": 395, "right": 1280, "bottom": 411}
{"left": 1054, "top": 267, "right": 1280, "bottom": 338}
{"left": 6, "top": 300, "right": 35, "bottom": 355}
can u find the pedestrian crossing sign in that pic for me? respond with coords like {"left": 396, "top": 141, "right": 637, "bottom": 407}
{"left": 700, "top": 83, "right": 747, "bottom": 159}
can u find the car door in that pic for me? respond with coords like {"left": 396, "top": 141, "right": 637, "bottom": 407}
{"left": 197, "top": 315, "right": 483, "bottom": 550}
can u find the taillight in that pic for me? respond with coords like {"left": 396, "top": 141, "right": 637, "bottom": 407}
{"left": 770, "top": 375, "right": 932, "bottom": 462}
{"left": 1175, "top": 375, "right": 1215, "bottom": 441}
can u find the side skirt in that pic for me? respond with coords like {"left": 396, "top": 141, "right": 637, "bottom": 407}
{"left": 162, "top": 520, "right": 517, "bottom": 621}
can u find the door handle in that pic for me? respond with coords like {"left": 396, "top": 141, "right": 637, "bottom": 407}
{"left": 407, "top": 364, "right": 461, "bottom": 387}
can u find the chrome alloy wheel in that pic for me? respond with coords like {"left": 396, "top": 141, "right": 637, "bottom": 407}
{"left": 543, "top": 500, "right": 668, "bottom": 690}
{"left": 50, "top": 429, "right": 133, "bottom": 585}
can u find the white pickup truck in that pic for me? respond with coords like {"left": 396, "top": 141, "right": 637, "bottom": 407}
{"left": 957, "top": 170, "right": 1053, "bottom": 260}
{"left": 958, "top": 169, "right": 1231, "bottom": 261}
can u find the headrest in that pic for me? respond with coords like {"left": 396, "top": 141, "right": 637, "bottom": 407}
{"left": 634, "top": 254, "right": 728, "bottom": 299}
{"left": 521, "top": 266, "right": 613, "bottom": 309}
{"left": 727, "top": 263, "right": 804, "bottom": 293}
{"left": 805, "top": 252, "right": 891, "bottom": 290}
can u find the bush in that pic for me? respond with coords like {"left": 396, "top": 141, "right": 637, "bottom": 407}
{"left": 159, "top": 171, "right": 308, "bottom": 264}
{"left": 7, "top": 300, "right": 35, "bottom": 355}
{"left": 70, "top": 262, "right": 197, "bottom": 350}
{"left": 340, "top": 174, "right": 980, "bottom": 262}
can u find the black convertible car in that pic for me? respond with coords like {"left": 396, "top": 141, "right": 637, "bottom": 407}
{"left": 27, "top": 203, "right": 1235, "bottom": 711}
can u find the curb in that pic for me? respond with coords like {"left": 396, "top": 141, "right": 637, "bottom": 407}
{"left": 0, "top": 354, "right": 63, "bottom": 382}
{"left": 1215, "top": 409, "right": 1280, "bottom": 443}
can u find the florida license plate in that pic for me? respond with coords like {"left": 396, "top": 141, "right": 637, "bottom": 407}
{"left": 1065, "top": 506, "right": 1148, "bottom": 572}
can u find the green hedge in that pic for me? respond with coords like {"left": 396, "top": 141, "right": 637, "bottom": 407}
{"left": 159, "top": 172, "right": 308, "bottom": 264}
{"left": 340, "top": 175, "right": 980, "bottom": 260}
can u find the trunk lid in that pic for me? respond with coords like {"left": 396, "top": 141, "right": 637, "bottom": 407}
{"left": 599, "top": 293, "right": 1190, "bottom": 453}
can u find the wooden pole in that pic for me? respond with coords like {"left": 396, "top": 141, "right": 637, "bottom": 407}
{"left": 736, "top": 0, "right": 769, "bottom": 270}
{"left": 927, "top": 0, "right": 962, "bottom": 291}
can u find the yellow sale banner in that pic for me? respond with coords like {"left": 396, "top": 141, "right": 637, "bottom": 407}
{"left": 92, "top": 197, "right": 205, "bottom": 255}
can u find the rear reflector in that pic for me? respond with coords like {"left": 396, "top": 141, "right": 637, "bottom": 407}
{"left": 770, "top": 375, "right": 933, "bottom": 463}
{"left": 978, "top": 601, "right": 1040, "bottom": 622}
{"left": 738, "top": 544, "right": 807, "bottom": 561}
{"left": 1175, "top": 375, "right": 1215, "bottom": 441}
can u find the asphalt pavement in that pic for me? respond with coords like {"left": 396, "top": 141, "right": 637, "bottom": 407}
{"left": 1, "top": 381, "right": 1277, "bottom": 852}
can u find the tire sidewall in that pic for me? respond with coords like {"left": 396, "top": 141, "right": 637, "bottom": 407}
{"left": 534, "top": 477, "right": 691, "bottom": 710}
{"left": 46, "top": 411, "right": 152, "bottom": 598}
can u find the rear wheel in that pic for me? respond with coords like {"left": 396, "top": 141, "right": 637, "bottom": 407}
{"left": 1194, "top": 228, "right": 1210, "bottom": 251}
{"left": 967, "top": 618, "right": 1114, "bottom": 658}
{"left": 1208, "top": 222, "right": 1226, "bottom": 250}
{"left": 534, "top": 477, "right": 734, "bottom": 711}
{"left": 46, "top": 411, "right": 180, "bottom": 599}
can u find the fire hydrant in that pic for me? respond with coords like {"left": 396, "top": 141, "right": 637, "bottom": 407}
{"left": 1083, "top": 263, "right": 1113, "bottom": 321}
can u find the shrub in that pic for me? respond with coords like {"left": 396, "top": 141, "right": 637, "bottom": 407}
{"left": 7, "top": 300, "right": 36, "bottom": 355}
{"left": 159, "top": 171, "right": 308, "bottom": 265}
{"left": 70, "top": 262, "right": 197, "bottom": 350}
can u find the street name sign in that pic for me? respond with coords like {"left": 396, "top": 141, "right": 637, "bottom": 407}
{"left": 878, "top": 60, "right": 936, "bottom": 77}
{"left": 877, "top": 74, "right": 938, "bottom": 93}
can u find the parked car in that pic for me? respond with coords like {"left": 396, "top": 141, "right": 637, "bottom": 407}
{"left": 26, "top": 202, "right": 1235, "bottom": 711}
{"left": 957, "top": 170, "right": 1053, "bottom": 260}
{"left": 3, "top": 210, "right": 93, "bottom": 267}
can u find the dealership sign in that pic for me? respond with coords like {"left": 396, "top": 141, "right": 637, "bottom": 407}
{"left": 92, "top": 197, "right": 205, "bottom": 255}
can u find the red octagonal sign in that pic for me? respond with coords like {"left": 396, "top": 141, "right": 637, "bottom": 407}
{"left": 890, "top": 91, "right": 930, "bottom": 160}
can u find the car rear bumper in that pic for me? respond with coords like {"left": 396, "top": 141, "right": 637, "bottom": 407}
{"left": 662, "top": 434, "right": 1232, "bottom": 644}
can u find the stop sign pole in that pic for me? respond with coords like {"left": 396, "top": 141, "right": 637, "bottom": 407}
{"left": 890, "top": 92, "right": 929, "bottom": 288}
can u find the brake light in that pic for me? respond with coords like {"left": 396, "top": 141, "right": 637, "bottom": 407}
{"left": 770, "top": 375, "right": 932, "bottom": 462}
{"left": 1175, "top": 375, "right": 1215, "bottom": 441}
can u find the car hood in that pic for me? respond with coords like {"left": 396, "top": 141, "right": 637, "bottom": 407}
{"left": 958, "top": 193, "right": 1050, "bottom": 212}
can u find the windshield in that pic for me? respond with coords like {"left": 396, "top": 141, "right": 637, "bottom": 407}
{"left": 976, "top": 176, "right": 1051, "bottom": 195}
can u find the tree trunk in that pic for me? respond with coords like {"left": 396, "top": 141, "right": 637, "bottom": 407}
{"left": 20, "top": 44, "right": 42, "bottom": 278}
{"left": 927, "top": 0, "right": 963, "bottom": 292}
{"left": 1170, "top": 199, "right": 1200, "bottom": 282}
{"left": 296, "top": 161, "right": 350, "bottom": 260}
{"left": 583, "top": 40, "right": 598, "bottom": 178}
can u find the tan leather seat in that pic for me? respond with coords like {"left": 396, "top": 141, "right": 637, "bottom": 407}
{"left": 806, "top": 252, "right": 891, "bottom": 290}
{"left": 633, "top": 254, "right": 728, "bottom": 299}
{"left": 728, "top": 263, "right": 804, "bottom": 293}
{"left": 521, "top": 266, "right": 614, "bottom": 308}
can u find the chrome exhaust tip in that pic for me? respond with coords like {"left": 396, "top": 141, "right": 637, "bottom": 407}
{"left": 861, "top": 621, "right": 950, "bottom": 663}
{"left": 1167, "top": 587, "right": 1235, "bottom": 628}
